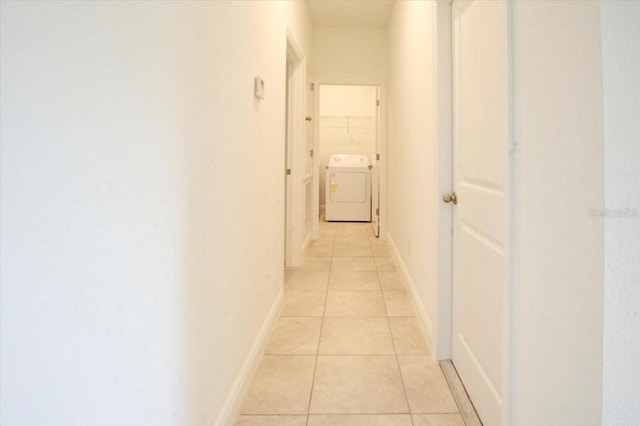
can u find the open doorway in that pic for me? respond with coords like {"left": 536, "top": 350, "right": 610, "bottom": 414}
{"left": 316, "top": 84, "right": 383, "bottom": 237}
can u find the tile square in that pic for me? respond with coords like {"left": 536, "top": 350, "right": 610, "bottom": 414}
{"left": 335, "top": 226, "right": 369, "bottom": 238}
{"left": 325, "top": 291, "right": 386, "bottom": 317}
{"left": 282, "top": 290, "right": 326, "bottom": 317}
{"left": 412, "top": 414, "right": 465, "bottom": 426}
{"left": 335, "top": 222, "right": 365, "bottom": 228}
{"left": 310, "top": 355, "right": 409, "bottom": 414}
{"left": 332, "top": 257, "right": 377, "bottom": 272}
{"left": 235, "top": 415, "right": 307, "bottom": 426}
{"left": 293, "top": 257, "right": 332, "bottom": 271}
{"left": 375, "top": 257, "right": 398, "bottom": 271}
{"left": 329, "top": 271, "right": 380, "bottom": 291}
{"left": 397, "top": 356, "right": 458, "bottom": 414}
{"left": 333, "top": 245, "right": 373, "bottom": 257}
{"left": 319, "top": 228, "right": 337, "bottom": 237}
{"left": 285, "top": 271, "right": 329, "bottom": 290}
{"left": 319, "top": 317, "right": 394, "bottom": 354}
{"left": 389, "top": 318, "right": 430, "bottom": 355}
{"left": 372, "top": 245, "right": 391, "bottom": 257}
{"left": 336, "top": 227, "right": 369, "bottom": 239}
{"left": 308, "top": 414, "right": 412, "bottom": 426}
{"left": 378, "top": 271, "right": 406, "bottom": 290}
{"left": 240, "top": 355, "right": 316, "bottom": 414}
{"left": 383, "top": 290, "right": 415, "bottom": 317}
{"left": 334, "top": 236, "right": 371, "bottom": 247}
{"left": 306, "top": 243, "right": 334, "bottom": 257}
{"left": 265, "top": 317, "right": 322, "bottom": 355}
{"left": 315, "top": 236, "right": 336, "bottom": 245}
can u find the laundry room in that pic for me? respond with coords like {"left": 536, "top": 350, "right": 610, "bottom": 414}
{"left": 318, "top": 84, "right": 380, "bottom": 223}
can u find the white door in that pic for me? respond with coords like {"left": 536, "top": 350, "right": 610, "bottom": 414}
{"left": 370, "top": 87, "right": 381, "bottom": 236}
{"left": 303, "top": 67, "right": 314, "bottom": 240}
{"left": 284, "top": 59, "right": 293, "bottom": 265}
{"left": 284, "top": 41, "right": 304, "bottom": 266}
{"left": 451, "top": 1, "right": 509, "bottom": 425}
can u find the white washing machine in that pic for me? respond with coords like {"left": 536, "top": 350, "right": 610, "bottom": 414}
{"left": 325, "top": 154, "right": 371, "bottom": 222}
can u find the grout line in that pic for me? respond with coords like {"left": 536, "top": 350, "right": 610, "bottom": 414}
{"left": 304, "top": 229, "right": 335, "bottom": 426}
{"left": 372, "top": 235, "right": 415, "bottom": 426}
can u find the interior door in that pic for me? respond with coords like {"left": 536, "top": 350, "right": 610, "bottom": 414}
{"left": 303, "top": 67, "right": 314, "bottom": 240}
{"left": 370, "top": 87, "right": 381, "bottom": 236}
{"left": 451, "top": 1, "right": 508, "bottom": 425}
{"left": 284, "top": 59, "right": 292, "bottom": 265}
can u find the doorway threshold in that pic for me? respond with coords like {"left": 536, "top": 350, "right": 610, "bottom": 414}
{"left": 440, "top": 360, "right": 483, "bottom": 426}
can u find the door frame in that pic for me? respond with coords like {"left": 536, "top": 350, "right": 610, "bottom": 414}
{"left": 434, "top": 1, "right": 514, "bottom": 424}
{"left": 371, "top": 86, "right": 381, "bottom": 237}
{"left": 433, "top": 0, "right": 454, "bottom": 362}
{"left": 312, "top": 79, "right": 387, "bottom": 240}
{"left": 285, "top": 33, "right": 306, "bottom": 266}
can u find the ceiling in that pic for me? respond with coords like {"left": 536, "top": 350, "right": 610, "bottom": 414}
{"left": 307, "top": 0, "right": 395, "bottom": 29}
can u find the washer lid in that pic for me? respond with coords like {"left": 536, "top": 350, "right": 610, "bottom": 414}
{"left": 328, "top": 154, "right": 369, "bottom": 167}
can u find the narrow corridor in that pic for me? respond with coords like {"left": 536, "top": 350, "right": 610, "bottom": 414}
{"left": 236, "top": 221, "right": 464, "bottom": 426}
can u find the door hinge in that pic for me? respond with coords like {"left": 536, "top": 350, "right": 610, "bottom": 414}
{"left": 310, "top": 149, "right": 314, "bottom": 157}
{"left": 286, "top": 168, "right": 291, "bottom": 176}
{"left": 376, "top": 153, "right": 380, "bottom": 161}
{"left": 376, "top": 208, "right": 379, "bottom": 215}
{"left": 376, "top": 99, "right": 380, "bottom": 106}
{"left": 311, "top": 83, "right": 315, "bottom": 92}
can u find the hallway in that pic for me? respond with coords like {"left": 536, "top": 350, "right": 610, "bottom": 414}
{"left": 2, "top": 1, "right": 637, "bottom": 425}
{"left": 236, "top": 221, "right": 463, "bottom": 426}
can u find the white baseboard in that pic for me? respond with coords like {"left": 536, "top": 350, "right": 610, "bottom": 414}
{"left": 386, "top": 232, "right": 435, "bottom": 360}
{"left": 215, "top": 289, "right": 283, "bottom": 426}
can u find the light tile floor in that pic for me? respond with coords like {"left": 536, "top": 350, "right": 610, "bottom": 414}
{"left": 236, "top": 221, "right": 464, "bottom": 426}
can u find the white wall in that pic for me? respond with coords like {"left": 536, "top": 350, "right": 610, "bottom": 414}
{"left": 313, "top": 27, "right": 387, "bottom": 83}
{"left": 600, "top": 1, "right": 640, "bottom": 424}
{"left": 387, "top": 0, "right": 439, "bottom": 348}
{"left": 319, "top": 85, "right": 377, "bottom": 117}
{"left": 286, "top": 0, "right": 313, "bottom": 68}
{"left": 318, "top": 85, "right": 377, "bottom": 206}
{"left": 510, "top": 2, "right": 604, "bottom": 424}
{"left": 0, "top": 1, "right": 311, "bottom": 425}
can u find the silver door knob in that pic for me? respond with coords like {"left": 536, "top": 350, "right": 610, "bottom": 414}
{"left": 443, "top": 192, "right": 457, "bottom": 205}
